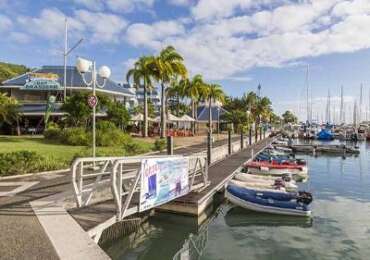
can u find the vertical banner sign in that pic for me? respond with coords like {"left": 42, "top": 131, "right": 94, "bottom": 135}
{"left": 139, "top": 157, "right": 189, "bottom": 212}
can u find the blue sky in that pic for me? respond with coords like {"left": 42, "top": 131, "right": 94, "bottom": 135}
{"left": 1, "top": 0, "right": 370, "bottom": 120}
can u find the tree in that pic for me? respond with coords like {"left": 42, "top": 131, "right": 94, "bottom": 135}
{"left": 203, "top": 84, "right": 225, "bottom": 136}
{"left": 106, "top": 101, "right": 130, "bottom": 130}
{"left": 222, "top": 96, "right": 252, "bottom": 133}
{"left": 182, "top": 75, "right": 207, "bottom": 135}
{"left": 152, "top": 46, "right": 187, "bottom": 138}
{"left": 244, "top": 91, "right": 272, "bottom": 139}
{"left": 0, "top": 93, "right": 20, "bottom": 135}
{"left": 167, "top": 79, "right": 186, "bottom": 116}
{"left": 126, "top": 56, "right": 156, "bottom": 137}
{"left": 132, "top": 100, "right": 156, "bottom": 118}
{"left": 282, "top": 110, "right": 298, "bottom": 124}
{"left": 61, "top": 92, "right": 109, "bottom": 127}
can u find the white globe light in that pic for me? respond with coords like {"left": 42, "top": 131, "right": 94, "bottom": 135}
{"left": 98, "top": 66, "right": 111, "bottom": 79}
{"left": 76, "top": 57, "right": 91, "bottom": 73}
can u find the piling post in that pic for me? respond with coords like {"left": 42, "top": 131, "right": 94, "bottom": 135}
{"left": 240, "top": 131, "right": 244, "bottom": 150}
{"left": 260, "top": 126, "right": 262, "bottom": 140}
{"left": 249, "top": 127, "right": 252, "bottom": 145}
{"left": 207, "top": 131, "right": 212, "bottom": 165}
{"left": 167, "top": 136, "right": 173, "bottom": 155}
{"left": 228, "top": 129, "right": 232, "bottom": 155}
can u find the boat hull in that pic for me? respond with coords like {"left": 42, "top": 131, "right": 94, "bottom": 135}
{"left": 226, "top": 189, "right": 311, "bottom": 217}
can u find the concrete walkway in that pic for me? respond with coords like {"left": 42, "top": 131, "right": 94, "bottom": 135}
{"left": 0, "top": 134, "right": 242, "bottom": 259}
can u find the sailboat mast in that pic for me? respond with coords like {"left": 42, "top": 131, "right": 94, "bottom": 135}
{"left": 340, "top": 85, "right": 344, "bottom": 124}
{"left": 306, "top": 64, "right": 310, "bottom": 123}
{"left": 359, "top": 84, "right": 363, "bottom": 123}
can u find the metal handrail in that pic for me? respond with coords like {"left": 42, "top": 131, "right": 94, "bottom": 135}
{"left": 111, "top": 155, "right": 209, "bottom": 221}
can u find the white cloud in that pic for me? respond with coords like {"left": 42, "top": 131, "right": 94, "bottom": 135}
{"left": 0, "top": 14, "right": 12, "bottom": 32}
{"left": 126, "top": 20, "right": 185, "bottom": 49}
{"left": 124, "top": 0, "right": 370, "bottom": 81}
{"left": 17, "top": 8, "right": 127, "bottom": 44}
{"left": 73, "top": 0, "right": 155, "bottom": 12}
{"left": 74, "top": 10, "right": 128, "bottom": 43}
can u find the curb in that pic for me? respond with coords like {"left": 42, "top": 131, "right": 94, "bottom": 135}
{"left": 0, "top": 168, "right": 71, "bottom": 180}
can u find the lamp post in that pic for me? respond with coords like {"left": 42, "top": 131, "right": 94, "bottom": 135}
{"left": 76, "top": 57, "right": 111, "bottom": 160}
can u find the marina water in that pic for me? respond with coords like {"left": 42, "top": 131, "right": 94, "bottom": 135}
{"left": 102, "top": 141, "right": 370, "bottom": 260}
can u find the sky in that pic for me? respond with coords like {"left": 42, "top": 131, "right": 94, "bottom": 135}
{"left": 1, "top": 0, "right": 370, "bottom": 120}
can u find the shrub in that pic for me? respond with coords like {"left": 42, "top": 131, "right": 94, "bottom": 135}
{"left": 44, "top": 127, "right": 62, "bottom": 141}
{"left": 154, "top": 139, "right": 166, "bottom": 151}
{"left": 0, "top": 151, "right": 61, "bottom": 176}
{"left": 95, "top": 121, "right": 132, "bottom": 147}
{"left": 61, "top": 127, "right": 90, "bottom": 146}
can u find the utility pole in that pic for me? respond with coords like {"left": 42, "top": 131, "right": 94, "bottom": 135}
{"left": 63, "top": 18, "right": 83, "bottom": 102}
{"left": 63, "top": 18, "right": 68, "bottom": 102}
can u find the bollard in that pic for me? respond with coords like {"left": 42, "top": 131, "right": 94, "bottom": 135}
{"left": 249, "top": 128, "right": 252, "bottom": 145}
{"left": 260, "top": 127, "right": 262, "bottom": 140}
{"left": 167, "top": 136, "right": 173, "bottom": 155}
{"left": 228, "top": 129, "right": 232, "bottom": 155}
{"left": 207, "top": 131, "right": 212, "bottom": 165}
{"left": 240, "top": 131, "right": 244, "bottom": 149}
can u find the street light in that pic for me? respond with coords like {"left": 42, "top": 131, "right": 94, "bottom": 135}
{"left": 76, "top": 57, "right": 111, "bottom": 160}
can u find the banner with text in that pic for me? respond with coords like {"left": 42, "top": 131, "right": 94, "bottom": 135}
{"left": 139, "top": 157, "right": 189, "bottom": 212}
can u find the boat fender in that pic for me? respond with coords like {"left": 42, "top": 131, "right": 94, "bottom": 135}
{"left": 297, "top": 191, "right": 313, "bottom": 205}
{"left": 260, "top": 166, "right": 269, "bottom": 172}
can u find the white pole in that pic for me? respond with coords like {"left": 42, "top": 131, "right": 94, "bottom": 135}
{"left": 64, "top": 18, "right": 68, "bottom": 102}
{"left": 93, "top": 61, "right": 96, "bottom": 160}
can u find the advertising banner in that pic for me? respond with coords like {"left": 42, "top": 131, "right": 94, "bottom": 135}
{"left": 139, "top": 157, "right": 189, "bottom": 212}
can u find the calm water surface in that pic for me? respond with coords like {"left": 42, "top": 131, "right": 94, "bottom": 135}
{"left": 102, "top": 141, "right": 370, "bottom": 260}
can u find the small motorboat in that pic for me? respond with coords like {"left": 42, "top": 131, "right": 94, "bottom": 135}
{"left": 234, "top": 172, "right": 298, "bottom": 191}
{"left": 229, "top": 179, "right": 288, "bottom": 193}
{"left": 245, "top": 161, "right": 308, "bottom": 176}
{"left": 225, "top": 185, "right": 312, "bottom": 217}
{"left": 273, "top": 146, "right": 293, "bottom": 153}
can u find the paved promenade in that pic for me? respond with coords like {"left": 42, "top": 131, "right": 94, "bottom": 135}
{"left": 0, "top": 134, "right": 242, "bottom": 259}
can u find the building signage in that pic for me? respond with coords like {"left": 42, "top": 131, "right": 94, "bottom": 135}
{"left": 139, "top": 157, "right": 189, "bottom": 212}
{"left": 22, "top": 73, "right": 62, "bottom": 90}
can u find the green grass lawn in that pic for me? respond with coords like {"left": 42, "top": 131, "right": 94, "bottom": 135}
{"left": 0, "top": 135, "right": 155, "bottom": 170}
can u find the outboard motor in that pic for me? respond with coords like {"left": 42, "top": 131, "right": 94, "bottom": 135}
{"left": 295, "top": 159, "right": 307, "bottom": 166}
{"left": 297, "top": 191, "right": 313, "bottom": 205}
{"left": 281, "top": 174, "right": 292, "bottom": 182}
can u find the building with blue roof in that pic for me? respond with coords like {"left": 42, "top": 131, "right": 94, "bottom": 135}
{"left": 0, "top": 65, "right": 135, "bottom": 133}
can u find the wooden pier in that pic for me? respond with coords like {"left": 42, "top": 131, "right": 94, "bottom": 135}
{"left": 68, "top": 137, "right": 273, "bottom": 238}
{"left": 158, "top": 138, "right": 271, "bottom": 222}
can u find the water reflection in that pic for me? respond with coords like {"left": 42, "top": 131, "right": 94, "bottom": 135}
{"left": 224, "top": 206, "right": 313, "bottom": 228}
{"left": 102, "top": 142, "right": 370, "bottom": 260}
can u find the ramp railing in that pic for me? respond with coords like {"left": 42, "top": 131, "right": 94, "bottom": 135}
{"left": 71, "top": 155, "right": 174, "bottom": 208}
{"left": 111, "top": 155, "right": 209, "bottom": 221}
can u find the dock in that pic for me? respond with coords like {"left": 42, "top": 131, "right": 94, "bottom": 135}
{"left": 281, "top": 144, "right": 360, "bottom": 155}
{"left": 68, "top": 136, "right": 273, "bottom": 240}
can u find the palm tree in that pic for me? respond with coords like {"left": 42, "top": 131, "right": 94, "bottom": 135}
{"left": 203, "top": 84, "right": 225, "bottom": 136}
{"left": 126, "top": 56, "right": 155, "bottom": 137}
{"left": 243, "top": 91, "right": 272, "bottom": 140}
{"left": 152, "top": 46, "right": 187, "bottom": 138}
{"left": 166, "top": 79, "right": 185, "bottom": 116}
{"left": 181, "top": 74, "right": 207, "bottom": 135}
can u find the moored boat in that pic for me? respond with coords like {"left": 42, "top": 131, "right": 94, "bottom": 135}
{"left": 234, "top": 172, "right": 298, "bottom": 191}
{"left": 226, "top": 185, "right": 312, "bottom": 217}
{"left": 245, "top": 161, "right": 308, "bottom": 176}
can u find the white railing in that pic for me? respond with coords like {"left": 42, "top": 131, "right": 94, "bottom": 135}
{"left": 71, "top": 155, "right": 175, "bottom": 208}
{"left": 111, "top": 155, "right": 209, "bottom": 221}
